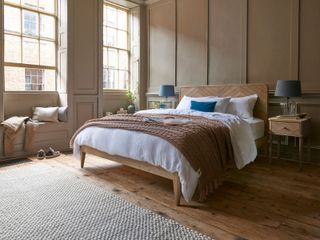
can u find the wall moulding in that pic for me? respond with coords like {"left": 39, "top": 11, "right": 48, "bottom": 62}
{"left": 208, "top": 0, "right": 247, "bottom": 85}
{"left": 147, "top": 0, "right": 176, "bottom": 91}
{"left": 247, "top": 0, "right": 300, "bottom": 88}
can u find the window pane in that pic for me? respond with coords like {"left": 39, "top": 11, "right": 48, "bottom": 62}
{"left": 24, "top": 68, "right": 44, "bottom": 90}
{"left": 106, "top": 6, "right": 117, "bottom": 27}
{"left": 5, "top": 34, "right": 21, "bottom": 63}
{"left": 40, "top": 40, "right": 55, "bottom": 66}
{"left": 5, "top": 66, "right": 27, "bottom": 91}
{"left": 119, "top": 50, "right": 128, "bottom": 70}
{"left": 108, "top": 48, "right": 118, "bottom": 69}
{"left": 40, "top": 14, "right": 55, "bottom": 39}
{"left": 22, "top": 0, "right": 37, "bottom": 10}
{"left": 118, "top": 70, "right": 128, "bottom": 90}
{"left": 4, "top": 0, "right": 20, "bottom": 4}
{"left": 118, "top": 30, "right": 127, "bottom": 49}
{"left": 103, "top": 26, "right": 107, "bottom": 46}
{"left": 106, "top": 27, "right": 116, "bottom": 47}
{"left": 117, "top": 10, "right": 127, "bottom": 30}
{"left": 103, "top": 5, "right": 107, "bottom": 26}
{"left": 39, "top": 0, "right": 55, "bottom": 14}
{"left": 4, "top": 6, "right": 21, "bottom": 34}
{"left": 103, "top": 48, "right": 108, "bottom": 67}
{"left": 105, "top": 69, "right": 118, "bottom": 89}
{"left": 23, "top": 37, "right": 39, "bottom": 64}
{"left": 43, "top": 69, "right": 56, "bottom": 90}
{"left": 23, "top": 10, "right": 39, "bottom": 36}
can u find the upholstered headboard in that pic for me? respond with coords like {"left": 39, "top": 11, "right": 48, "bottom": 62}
{"left": 180, "top": 84, "right": 269, "bottom": 134}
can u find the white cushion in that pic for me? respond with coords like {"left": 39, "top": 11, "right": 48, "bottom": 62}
{"left": 226, "top": 94, "right": 258, "bottom": 119}
{"left": 32, "top": 107, "right": 59, "bottom": 122}
{"left": 58, "top": 106, "right": 68, "bottom": 122}
{"left": 176, "top": 96, "right": 231, "bottom": 113}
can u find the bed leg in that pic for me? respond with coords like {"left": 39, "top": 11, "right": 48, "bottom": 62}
{"left": 80, "top": 151, "right": 86, "bottom": 168}
{"left": 173, "top": 173, "right": 181, "bottom": 206}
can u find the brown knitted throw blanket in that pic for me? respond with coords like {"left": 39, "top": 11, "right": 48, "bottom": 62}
{"left": 70, "top": 114, "right": 235, "bottom": 200}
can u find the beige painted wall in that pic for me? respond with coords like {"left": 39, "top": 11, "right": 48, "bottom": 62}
{"left": 146, "top": 0, "right": 320, "bottom": 162}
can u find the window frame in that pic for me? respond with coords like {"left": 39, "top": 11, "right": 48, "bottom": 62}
{"left": 3, "top": 0, "right": 58, "bottom": 92}
{"left": 103, "top": 2, "right": 130, "bottom": 91}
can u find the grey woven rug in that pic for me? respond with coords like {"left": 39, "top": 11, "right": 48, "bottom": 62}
{"left": 0, "top": 163, "right": 211, "bottom": 240}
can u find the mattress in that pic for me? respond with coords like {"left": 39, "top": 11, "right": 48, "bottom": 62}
{"left": 244, "top": 118, "right": 265, "bottom": 140}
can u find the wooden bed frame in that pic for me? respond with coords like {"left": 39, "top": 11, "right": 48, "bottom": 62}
{"left": 80, "top": 83, "right": 269, "bottom": 206}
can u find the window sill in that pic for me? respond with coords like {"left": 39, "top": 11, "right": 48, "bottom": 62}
{"left": 4, "top": 91, "right": 58, "bottom": 94}
{"left": 103, "top": 89, "right": 128, "bottom": 96}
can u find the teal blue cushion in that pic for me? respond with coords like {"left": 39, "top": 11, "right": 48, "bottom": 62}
{"left": 190, "top": 101, "right": 217, "bottom": 112}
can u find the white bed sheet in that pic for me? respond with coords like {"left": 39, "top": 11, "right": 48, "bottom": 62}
{"left": 244, "top": 118, "right": 265, "bottom": 140}
{"left": 73, "top": 109, "right": 257, "bottom": 202}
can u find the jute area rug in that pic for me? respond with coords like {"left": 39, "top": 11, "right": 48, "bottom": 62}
{"left": 0, "top": 162, "right": 211, "bottom": 240}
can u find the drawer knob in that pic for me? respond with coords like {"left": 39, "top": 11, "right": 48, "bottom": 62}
{"left": 281, "top": 127, "right": 289, "bottom": 131}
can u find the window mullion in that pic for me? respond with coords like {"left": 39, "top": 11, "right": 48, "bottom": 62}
{"left": 38, "top": 12, "right": 40, "bottom": 66}
{"left": 21, "top": 7, "right": 23, "bottom": 65}
{"left": 117, "top": 49, "right": 120, "bottom": 89}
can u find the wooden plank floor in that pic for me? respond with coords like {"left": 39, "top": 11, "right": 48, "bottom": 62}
{"left": 2, "top": 154, "right": 320, "bottom": 240}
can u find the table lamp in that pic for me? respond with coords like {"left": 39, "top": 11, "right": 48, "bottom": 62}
{"left": 275, "top": 80, "right": 301, "bottom": 115}
{"left": 159, "top": 85, "right": 175, "bottom": 109}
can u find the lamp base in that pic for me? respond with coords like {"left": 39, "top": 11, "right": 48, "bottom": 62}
{"left": 280, "top": 102, "right": 297, "bottom": 115}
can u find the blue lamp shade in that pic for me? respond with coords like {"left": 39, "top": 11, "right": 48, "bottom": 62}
{"left": 159, "top": 85, "right": 175, "bottom": 97}
{"left": 275, "top": 80, "right": 301, "bottom": 97}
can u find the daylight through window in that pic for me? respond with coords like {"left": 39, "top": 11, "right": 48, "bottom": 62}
{"left": 4, "top": 0, "right": 57, "bottom": 91}
{"left": 103, "top": 3, "right": 130, "bottom": 90}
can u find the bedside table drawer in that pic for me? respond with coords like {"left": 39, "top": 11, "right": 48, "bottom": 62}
{"left": 270, "top": 121, "right": 300, "bottom": 136}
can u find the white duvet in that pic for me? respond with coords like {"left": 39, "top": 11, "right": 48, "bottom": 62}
{"left": 73, "top": 109, "right": 257, "bottom": 202}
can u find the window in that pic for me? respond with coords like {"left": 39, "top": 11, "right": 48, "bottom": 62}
{"left": 103, "top": 3, "right": 129, "bottom": 90}
{"left": 4, "top": 0, "right": 57, "bottom": 91}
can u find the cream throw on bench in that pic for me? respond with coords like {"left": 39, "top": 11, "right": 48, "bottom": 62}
{"left": 1, "top": 116, "right": 39, "bottom": 155}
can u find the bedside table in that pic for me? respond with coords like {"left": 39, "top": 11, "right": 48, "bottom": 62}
{"left": 268, "top": 116, "right": 311, "bottom": 169}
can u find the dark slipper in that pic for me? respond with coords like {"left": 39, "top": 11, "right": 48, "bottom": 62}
{"left": 37, "top": 149, "right": 46, "bottom": 160}
{"left": 46, "top": 147, "right": 61, "bottom": 159}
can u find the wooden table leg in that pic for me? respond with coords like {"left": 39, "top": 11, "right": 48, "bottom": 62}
{"left": 269, "top": 133, "right": 272, "bottom": 163}
{"left": 277, "top": 135, "right": 281, "bottom": 159}
{"left": 308, "top": 136, "right": 311, "bottom": 162}
{"left": 299, "top": 137, "right": 303, "bottom": 170}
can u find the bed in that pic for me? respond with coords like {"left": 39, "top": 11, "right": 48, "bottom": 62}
{"left": 72, "top": 84, "right": 268, "bottom": 205}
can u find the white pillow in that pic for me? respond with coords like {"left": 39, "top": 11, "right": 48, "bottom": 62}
{"left": 177, "top": 96, "right": 231, "bottom": 113}
{"left": 58, "top": 106, "right": 68, "bottom": 122}
{"left": 32, "top": 107, "right": 59, "bottom": 122}
{"left": 226, "top": 94, "right": 258, "bottom": 119}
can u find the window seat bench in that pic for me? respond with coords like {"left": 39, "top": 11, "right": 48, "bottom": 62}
{"left": 0, "top": 92, "right": 71, "bottom": 160}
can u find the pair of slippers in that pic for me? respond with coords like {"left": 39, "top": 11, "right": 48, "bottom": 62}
{"left": 37, "top": 147, "right": 60, "bottom": 160}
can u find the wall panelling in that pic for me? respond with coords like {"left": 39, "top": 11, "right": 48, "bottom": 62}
{"left": 299, "top": 0, "right": 320, "bottom": 91}
{"left": 247, "top": 0, "right": 299, "bottom": 89}
{"left": 146, "top": 0, "right": 320, "bottom": 162}
{"left": 73, "top": 96, "right": 98, "bottom": 131}
{"left": 176, "top": 0, "right": 208, "bottom": 86}
{"left": 148, "top": 0, "right": 176, "bottom": 93}
{"left": 72, "top": 0, "right": 99, "bottom": 94}
{"left": 208, "top": 0, "right": 247, "bottom": 84}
